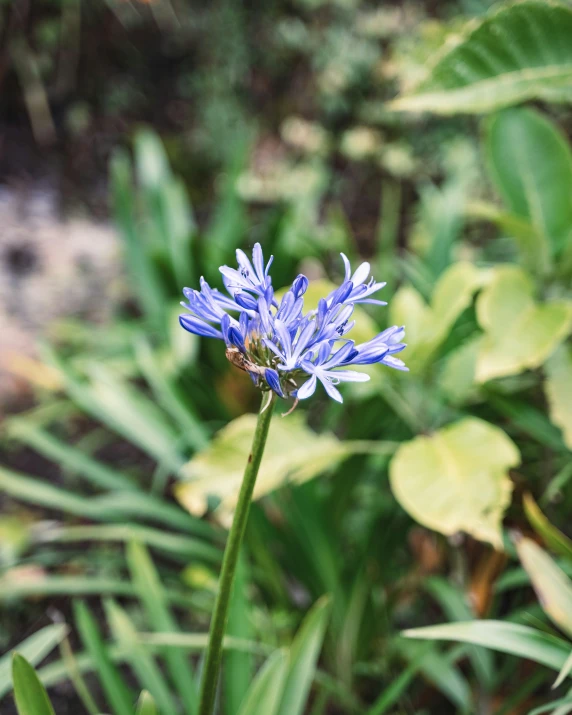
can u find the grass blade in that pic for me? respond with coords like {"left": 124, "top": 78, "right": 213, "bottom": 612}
{"left": 12, "top": 654, "right": 55, "bottom": 715}
{"left": 276, "top": 596, "right": 331, "bottom": 715}
{"left": 0, "top": 625, "right": 68, "bottom": 699}
{"left": 74, "top": 601, "right": 134, "bottom": 715}
{"left": 136, "top": 690, "right": 159, "bottom": 715}
{"left": 105, "top": 599, "right": 178, "bottom": 715}
{"left": 237, "top": 649, "right": 289, "bottom": 715}
{"left": 404, "top": 620, "right": 570, "bottom": 671}
{"left": 127, "top": 542, "right": 198, "bottom": 714}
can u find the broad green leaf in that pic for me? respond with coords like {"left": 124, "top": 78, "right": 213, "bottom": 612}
{"left": 0, "top": 626, "right": 67, "bottom": 699}
{"left": 176, "top": 413, "right": 378, "bottom": 524}
{"left": 516, "top": 537, "right": 572, "bottom": 639}
{"left": 12, "top": 654, "right": 55, "bottom": 715}
{"left": 237, "top": 649, "right": 289, "bottom": 715}
{"left": 475, "top": 266, "right": 572, "bottom": 383}
{"left": 546, "top": 346, "right": 572, "bottom": 451}
{"left": 127, "top": 542, "right": 198, "bottom": 714}
{"left": 74, "top": 601, "right": 134, "bottom": 715}
{"left": 486, "top": 109, "right": 572, "bottom": 268}
{"left": 390, "top": 262, "right": 486, "bottom": 371}
{"left": 389, "top": 1, "right": 572, "bottom": 115}
{"left": 523, "top": 493, "right": 572, "bottom": 563}
{"left": 136, "top": 691, "right": 158, "bottom": 715}
{"left": 390, "top": 417, "right": 519, "bottom": 547}
{"left": 276, "top": 596, "right": 331, "bottom": 715}
{"left": 404, "top": 620, "right": 570, "bottom": 672}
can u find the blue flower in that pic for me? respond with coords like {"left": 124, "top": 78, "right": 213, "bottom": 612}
{"left": 179, "top": 243, "right": 407, "bottom": 403}
{"left": 220, "top": 244, "right": 273, "bottom": 298}
{"left": 297, "top": 341, "right": 370, "bottom": 403}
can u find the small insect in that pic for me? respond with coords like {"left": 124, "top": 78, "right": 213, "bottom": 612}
{"left": 225, "top": 347, "right": 267, "bottom": 376}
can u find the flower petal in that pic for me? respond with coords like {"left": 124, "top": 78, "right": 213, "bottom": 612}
{"left": 297, "top": 374, "right": 318, "bottom": 399}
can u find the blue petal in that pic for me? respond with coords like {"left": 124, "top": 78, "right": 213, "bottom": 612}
{"left": 179, "top": 315, "right": 223, "bottom": 339}
{"left": 265, "top": 368, "right": 284, "bottom": 397}
{"left": 297, "top": 374, "right": 317, "bottom": 400}
{"left": 292, "top": 274, "right": 309, "bottom": 298}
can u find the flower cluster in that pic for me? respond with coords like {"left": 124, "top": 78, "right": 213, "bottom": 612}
{"left": 179, "top": 244, "right": 407, "bottom": 403}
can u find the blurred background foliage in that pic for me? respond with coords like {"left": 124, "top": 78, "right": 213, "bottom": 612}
{"left": 2, "top": 0, "right": 572, "bottom": 713}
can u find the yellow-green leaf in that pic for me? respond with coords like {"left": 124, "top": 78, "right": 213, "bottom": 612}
{"left": 390, "top": 262, "right": 487, "bottom": 371}
{"left": 516, "top": 536, "right": 572, "bottom": 639}
{"left": 176, "top": 414, "right": 378, "bottom": 525}
{"left": 439, "top": 336, "right": 481, "bottom": 405}
{"left": 475, "top": 266, "right": 572, "bottom": 383}
{"left": 390, "top": 417, "right": 519, "bottom": 548}
{"left": 545, "top": 345, "right": 572, "bottom": 451}
{"left": 389, "top": 1, "right": 572, "bottom": 115}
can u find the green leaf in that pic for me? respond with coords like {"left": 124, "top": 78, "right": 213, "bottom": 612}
{"left": 74, "top": 601, "right": 134, "bottom": 715}
{"left": 475, "top": 265, "right": 572, "bottom": 383}
{"left": 0, "top": 464, "right": 212, "bottom": 539}
{"left": 136, "top": 690, "right": 158, "bottom": 715}
{"left": 5, "top": 418, "right": 136, "bottom": 492}
{"left": 554, "top": 651, "right": 572, "bottom": 690}
{"left": 438, "top": 336, "right": 481, "bottom": 405}
{"left": 44, "top": 349, "right": 185, "bottom": 473}
{"left": 486, "top": 108, "right": 572, "bottom": 268}
{"left": 390, "top": 262, "right": 486, "bottom": 371}
{"left": 105, "top": 599, "right": 178, "bottom": 715}
{"left": 389, "top": 417, "right": 519, "bottom": 547}
{"left": 126, "top": 542, "right": 198, "bottom": 714}
{"left": 111, "top": 149, "right": 166, "bottom": 331}
{"left": 529, "top": 693, "right": 572, "bottom": 715}
{"left": 523, "top": 493, "right": 572, "bottom": 563}
{"left": 515, "top": 536, "right": 572, "bottom": 639}
{"left": 276, "top": 596, "right": 332, "bottom": 715}
{"left": 396, "top": 640, "right": 471, "bottom": 712}
{"left": 12, "top": 654, "right": 55, "bottom": 715}
{"left": 389, "top": 1, "right": 572, "bottom": 115}
{"left": 404, "top": 620, "right": 570, "bottom": 672}
{"left": 545, "top": 345, "right": 572, "bottom": 451}
{"left": 176, "top": 413, "right": 379, "bottom": 524}
{"left": 0, "top": 626, "right": 68, "bottom": 699}
{"left": 225, "top": 555, "right": 253, "bottom": 715}
{"left": 424, "top": 577, "right": 493, "bottom": 688}
{"left": 39, "top": 523, "right": 220, "bottom": 564}
{"left": 237, "top": 649, "right": 289, "bottom": 715}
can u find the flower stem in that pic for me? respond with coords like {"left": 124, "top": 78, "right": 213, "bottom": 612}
{"left": 198, "top": 392, "right": 276, "bottom": 715}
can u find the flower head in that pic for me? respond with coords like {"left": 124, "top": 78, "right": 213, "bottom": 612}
{"left": 180, "top": 243, "right": 407, "bottom": 403}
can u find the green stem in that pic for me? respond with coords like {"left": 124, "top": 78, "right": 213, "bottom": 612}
{"left": 198, "top": 393, "right": 276, "bottom": 715}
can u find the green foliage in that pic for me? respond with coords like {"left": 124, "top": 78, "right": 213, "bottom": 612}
{"left": 12, "top": 654, "right": 55, "bottom": 715}
{"left": 390, "top": 417, "right": 519, "bottom": 547}
{"left": 486, "top": 108, "right": 572, "bottom": 273}
{"left": 390, "top": 1, "right": 572, "bottom": 114}
{"left": 475, "top": 265, "right": 572, "bottom": 383}
{"left": 6, "top": 1, "right": 572, "bottom": 712}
